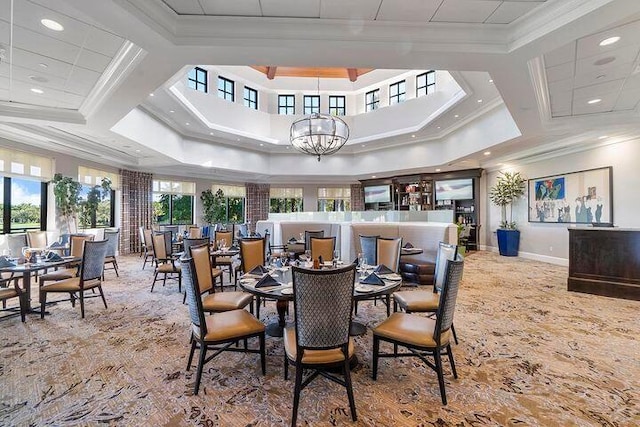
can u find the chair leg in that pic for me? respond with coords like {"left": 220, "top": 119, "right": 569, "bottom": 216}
{"left": 343, "top": 357, "right": 357, "bottom": 421}
{"left": 447, "top": 344, "right": 458, "bottom": 378}
{"left": 386, "top": 295, "right": 391, "bottom": 317}
{"left": 151, "top": 273, "right": 158, "bottom": 292}
{"left": 354, "top": 300, "right": 358, "bottom": 315}
{"left": 256, "top": 296, "right": 261, "bottom": 319}
{"left": 451, "top": 323, "right": 459, "bottom": 345}
{"left": 291, "top": 364, "right": 303, "bottom": 427}
{"left": 40, "top": 291, "right": 47, "bottom": 319}
{"left": 393, "top": 300, "right": 398, "bottom": 313}
{"left": 433, "top": 348, "right": 447, "bottom": 405}
{"left": 80, "top": 291, "right": 85, "bottom": 319}
{"left": 372, "top": 336, "right": 379, "bottom": 380}
{"left": 260, "top": 333, "right": 266, "bottom": 375}
{"left": 19, "top": 293, "right": 26, "bottom": 322}
{"left": 114, "top": 260, "right": 119, "bottom": 277}
{"left": 284, "top": 355, "right": 289, "bottom": 380}
{"left": 186, "top": 336, "right": 197, "bottom": 370}
{"left": 194, "top": 344, "right": 207, "bottom": 395}
{"left": 98, "top": 285, "right": 108, "bottom": 309}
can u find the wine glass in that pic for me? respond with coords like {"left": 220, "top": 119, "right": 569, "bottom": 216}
{"left": 333, "top": 249, "right": 341, "bottom": 265}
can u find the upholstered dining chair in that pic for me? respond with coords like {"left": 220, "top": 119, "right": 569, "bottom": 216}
{"left": 310, "top": 237, "right": 335, "bottom": 263}
{"left": 142, "top": 228, "right": 155, "bottom": 270}
{"left": 40, "top": 239, "right": 109, "bottom": 319}
{"left": 377, "top": 237, "right": 402, "bottom": 273}
{"left": 189, "top": 244, "right": 253, "bottom": 313}
{"left": 284, "top": 264, "right": 358, "bottom": 427}
{"left": 372, "top": 258, "right": 464, "bottom": 405}
{"left": 0, "top": 276, "right": 26, "bottom": 322}
{"left": 213, "top": 230, "right": 235, "bottom": 281}
{"left": 38, "top": 234, "right": 94, "bottom": 287}
{"left": 103, "top": 229, "right": 120, "bottom": 278}
{"left": 151, "top": 232, "right": 181, "bottom": 292}
{"left": 6, "top": 233, "right": 27, "bottom": 259}
{"left": 358, "top": 234, "right": 378, "bottom": 267}
{"left": 188, "top": 226, "right": 202, "bottom": 238}
{"left": 182, "top": 255, "right": 265, "bottom": 395}
{"left": 138, "top": 226, "right": 146, "bottom": 258}
{"left": 182, "top": 237, "right": 217, "bottom": 303}
{"left": 239, "top": 237, "right": 269, "bottom": 317}
{"left": 304, "top": 230, "right": 324, "bottom": 251}
{"left": 27, "top": 230, "right": 48, "bottom": 249}
{"left": 393, "top": 242, "right": 460, "bottom": 344}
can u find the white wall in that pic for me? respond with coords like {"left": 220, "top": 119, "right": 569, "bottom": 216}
{"left": 484, "top": 139, "right": 640, "bottom": 264}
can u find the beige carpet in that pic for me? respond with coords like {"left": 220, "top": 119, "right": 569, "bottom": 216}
{"left": 1, "top": 252, "right": 639, "bottom": 426}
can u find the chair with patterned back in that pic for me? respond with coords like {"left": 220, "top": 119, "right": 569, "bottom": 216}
{"left": 372, "top": 258, "right": 464, "bottom": 405}
{"left": 393, "top": 242, "right": 460, "bottom": 343}
{"left": 285, "top": 264, "right": 358, "bottom": 426}
{"left": 188, "top": 226, "right": 202, "bottom": 238}
{"left": 181, "top": 255, "right": 265, "bottom": 395}
{"left": 150, "top": 231, "right": 181, "bottom": 292}
{"left": 213, "top": 230, "right": 235, "bottom": 281}
{"left": 358, "top": 235, "right": 378, "bottom": 267}
{"left": 142, "top": 229, "right": 155, "bottom": 269}
{"left": 189, "top": 244, "right": 253, "bottom": 313}
{"left": 27, "top": 231, "right": 47, "bottom": 249}
{"left": 182, "top": 238, "right": 223, "bottom": 300}
{"left": 303, "top": 230, "right": 324, "bottom": 251}
{"left": 310, "top": 237, "right": 335, "bottom": 264}
{"left": 103, "top": 229, "right": 120, "bottom": 278}
{"left": 40, "top": 240, "right": 110, "bottom": 319}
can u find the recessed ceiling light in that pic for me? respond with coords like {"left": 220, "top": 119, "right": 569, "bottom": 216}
{"left": 236, "top": 138, "right": 240, "bottom": 141}
{"left": 41, "top": 19, "right": 64, "bottom": 31}
{"left": 30, "top": 88, "right": 44, "bottom": 94}
{"left": 411, "top": 134, "right": 416, "bottom": 138}
{"left": 135, "top": 149, "right": 141, "bottom": 153}
{"left": 598, "top": 135, "right": 608, "bottom": 139}
{"left": 489, "top": 79, "right": 494, "bottom": 83}
{"left": 361, "top": 144, "right": 366, "bottom": 147}
{"left": 477, "top": 99, "right": 483, "bottom": 103}
{"left": 286, "top": 146, "right": 290, "bottom": 149}
{"left": 169, "top": 110, "right": 175, "bottom": 113}
{"left": 599, "top": 36, "right": 620, "bottom": 46}
{"left": 371, "top": 175, "right": 376, "bottom": 178}
{"left": 484, "top": 151, "right": 491, "bottom": 156}
{"left": 588, "top": 98, "right": 602, "bottom": 104}
{"left": 435, "top": 168, "right": 441, "bottom": 172}
{"left": 185, "top": 122, "right": 190, "bottom": 125}
{"left": 29, "top": 75, "right": 49, "bottom": 83}
{"left": 454, "top": 114, "right": 459, "bottom": 118}
{"left": 209, "top": 132, "right": 214, "bottom": 135}
{"left": 437, "top": 126, "right": 441, "bottom": 129}
{"left": 259, "top": 143, "right": 264, "bottom": 147}
{"left": 38, "top": 62, "right": 48, "bottom": 68}
{"left": 149, "top": 93, "right": 154, "bottom": 97}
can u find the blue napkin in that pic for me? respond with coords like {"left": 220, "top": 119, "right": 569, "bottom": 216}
{"left": 359, "top": 272, "right": 385, "bottom": 286}
{"left": 47, "top": 252, "right": 63, "bottom": 262}
{"left": 403, "top": 242, "right": 414, "bottom": 249}
{"left": 230, "top": 244, "right": 240, "bottom": 251}
{"left": 288, "top": 237, "right": 297, "bottom": 243}
{"left": 374, "top": 264, "right": 394, "bottom": 275}
{"left": 254, "top": 274, "right": 280, "bottom": 288}
{"left": 248, "top": 265, "right": 268, "bottom": 276}
{"left": 0, "top": 257, "right": 16, "bottom": 268}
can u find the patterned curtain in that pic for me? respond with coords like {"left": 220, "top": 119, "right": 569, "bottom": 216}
{"left": 119, "top": 169, "right": 153, "bottom": 254}
{"left": 351, "top": 183, "right": 364, "bottom": 211}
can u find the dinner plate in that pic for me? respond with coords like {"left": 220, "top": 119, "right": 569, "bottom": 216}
{"left": 280, "top": 287, "right": 293, "bottom": 295}
{"left": 355, "top": 285, "right": 373, "bottom": 293}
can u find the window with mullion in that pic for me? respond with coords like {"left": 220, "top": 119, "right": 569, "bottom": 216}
{"left": 416, "top": 71, "right": 436, "bottom": 97}
{"left": 329, "top": 95, "right": 346, "bottom": 116}
{"left": 152, "top": 193, "right": 194, "bottom": 225}
{"left": 365, "top": 89, "right": 379, "bottom": 112}
{"left": 303, "top": 95, "right": 320, "bottom": 114}
{"left": 244, "top": 86, "right": 258, "bottom": 110}
{"left": 218, "top": 76, "right": 234, "bottom": 102}
{"left": 187, "top": 67, "right": 207, "bottom": 93}
{"left": 278, "top": 95, "right": 295, "bottom": 115}
{"left": 389, "top": 80, "right": 406, "bottom": 105}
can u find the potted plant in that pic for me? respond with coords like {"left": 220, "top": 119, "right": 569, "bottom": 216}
{"left": 52, "top": 173, "right": 82, "bottom": 234}
{"left": 489, "top": 171, "right": 526, "bottom": 256}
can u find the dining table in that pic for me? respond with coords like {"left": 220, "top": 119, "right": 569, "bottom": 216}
{"left": 0, "top": 256, "right": 81, "bottom": 313}
{"left": 238, "top": 263, "right": 403, "bottom": 337}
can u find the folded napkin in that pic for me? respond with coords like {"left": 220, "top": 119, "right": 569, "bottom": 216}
{"left": 0, "top": 256, "right": 16, "bottom": 268}
{"left": 359, "top": 272, "right": 385, "bottom": 286}
{"left": 255, "top": 274, "right": 281, "bottom": 288}
{"left": 352, "top": 257, "right": 359, "bottom": 265}
{"left": 230, "top": 244, "right": 240, "bottom": 251}
{"left": 288, "top": 237, "right": 297, "bottom": 244}
{"left": 374, "top": 264, "right": 394, "bottom": 275}
{"left": 46, "top": 252, "right": 63, "bottom": 262}
{"left": 248, "top": 265, "right": 269, "bottom": 276}
{"left": 403, "top": 242, "right": 414, "bottom": 249}
{"left": 49, "top": 241, "right": 65, "bottom": 248}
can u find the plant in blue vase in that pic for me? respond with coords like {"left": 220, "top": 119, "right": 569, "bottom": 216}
{"left": 489, "top": 171, "right": 526, "bottom": 256}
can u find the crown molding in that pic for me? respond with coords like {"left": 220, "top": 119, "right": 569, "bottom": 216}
{"left": 0, "top": 101, "right": 85, "bottom": 125}
{"left": 528, "top": 56, "right": 553, "bottom": 125}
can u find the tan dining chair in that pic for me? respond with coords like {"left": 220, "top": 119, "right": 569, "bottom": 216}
{"left": 0, "top": 276, "right": 26, "bottom": 322}
{"left": 360, "top": 237, "right": 402, "bottom": 317}
{"left": 188, "top": 226, "right": 202, "bottom": 238}
{"left": 151, "top": 232, "right": 181, "bottom": 292}
{"left": 310, "top": 237, "right": 335, "bottom": 263}
{"left": 103, "top": 229, "right": 120, "bottom": 278}
{"left": 304, "top": 230, "right": 324, "bottom": 251}
{"left": 182, "top": 255, "right": 265, "bottom": 395}
{"left": 27, "top": 230, "right": 47, "bottom": 249}
{"left": 239, "top": 237, "right": 269, "bottom": 317}
{"left": 142, "top": 228, "right": 155, "bottom": 270}
{"left": 372, "top": 258, "right": 464, "bottom": 405}
{"left": 38, "top": 234, "right": 93, "bottom": 287}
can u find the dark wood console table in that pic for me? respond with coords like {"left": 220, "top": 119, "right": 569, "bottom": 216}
{"left": 568, "top": 228, "right": 640, "bottom": 301}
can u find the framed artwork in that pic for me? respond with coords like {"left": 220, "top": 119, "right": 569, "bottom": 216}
{"left": 528, "top": 166, "right": 613, "bottom": 224}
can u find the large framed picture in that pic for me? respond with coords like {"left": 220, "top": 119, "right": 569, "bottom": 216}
{"left": 528, "top": 166, "right": 613, "bottom": 224}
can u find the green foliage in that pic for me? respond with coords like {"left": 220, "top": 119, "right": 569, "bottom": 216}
{"left": 171, "top": 194, "right": 193, "bottom": 224}
{"left": 201, "top": 189, "right": 229, "bottom": 224}
{"left": 79, "top": 178, "right": 112, "bottom": 229}
{"left": 489, "top": 171, "right": 526, "bottom": 230}
{"left": 52, "top": 173, "right": 82, "bottom": 233}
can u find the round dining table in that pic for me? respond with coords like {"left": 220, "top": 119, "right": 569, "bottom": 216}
{"left": 238, "top": 264, "right": 403, "bottom": 337}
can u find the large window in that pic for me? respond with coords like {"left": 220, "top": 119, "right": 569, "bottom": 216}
{"left": 270, "top": 188, "right": 303, "bottom": 213}
{"left": 212, "top": 184, "right": 245, "bottom": 223}
{"left": 187, "top": 67, "right": 207, "bottom": 93}
{"left": 244, "top": 86, "right": 258, "bottom": 110}
{"left": 0, "top": 148, "right": 52, "bottom": 234}
{"left": 303, "top": 95, "right": 320, "bottom": 115}
{"left": 278, "top": 95, "right": 295, "bottom": 115}
{"left": 329, "top": 96, "right": 346, "bottom": 116}
{"left": 416, "top": 71, "right": 436, "bottom": 97}
{"left": 78, "top": 166, "right": 118, "bottom": 229}
{"left": 365, "top": 89, "right": 379, "bottom": 112}
{"left": 317, "top": 187, "right": 351, "bottom": 212}
{"left": 389, "top": 80, "right": 406, "bottom": 105}
{"left": 218, "top": 76, "right": 234, "bottom": 102}
{"left": 152, "top": 180, "right": 195, "bottom": 225}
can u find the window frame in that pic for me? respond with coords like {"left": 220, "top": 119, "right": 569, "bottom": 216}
{"left": 329, "top": 95, "right": 346, "bottom": 116}
{"left": 416, "top": 71, "right": 436, "bottom": 97}
{"left": 303, "top": 95, "right": 320, "bottom": 115}
{"left": 317, "top": 187, "right": 351, "bottom": 212}
{"left": 365, "top": 89, "right": 380, "bottom": 112}
{"left": 2, "top": 176, "right": 48, "bottom": 234}
{"left": 243, "top": 86, "right": 258, "bottom": 110}
{"left": 218, "top": 76, "right": 235, "bottom": 102}
{"left": 187, "top": 67, "right": 208, "bottom": 93}
{"left": 278, "top": 95, "right": 295, "bottom": 115}
{"left": 389, "top": 80, "right": 406, "bottom": 105}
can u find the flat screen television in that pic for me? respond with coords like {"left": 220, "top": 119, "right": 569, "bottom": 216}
{"left": 435, "top": 178, "right": 473, "bottom": 200}
{"left": 364, "top": 185, "right": 392, "bottom": 204}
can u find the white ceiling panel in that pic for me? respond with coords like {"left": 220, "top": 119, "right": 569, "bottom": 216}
{"left": 572, "top": 79, "right": 624, "bottom": 101}
{"left": 28, "top": 0, "right": 109, "bottom": 31}
{"left": 544, "top": 41, "right": 576, "bottom": 68}
{"left": 199, "top": 0, "right": 262, "bottom": 16}
{"left": 576, "top": 20, "right": 640, "bottom": 60}
{"left": 84, "top": 27, "right": 125, "bottom": 57}
{"left": 572, "top": 95, "right": 616, "bottom": 115}
{"left": 376, "top": 0, "right": 441, "bottom": 22}
{"left": 573, "top": 63, "right": 634, "bottom": 89}
{"left": 431, "top": 0, "right": 500, "bottom": 24}
{"left": 0, "top": 62, "right": 67, "bottom": 91}
{"left": 549, "top": 91, "right": 572, "bottom": 112}
{"left": 75, "top": 49, "right": 113, "bottom": 74}
{"left": 65, "top": 67, "right": 101, "bottom": 96}
{"left": 0, "top": 22, "right": 80, "bottom": 65}
{"left": 161, "top": 0, "right": 204, "bottom": 15}
{"left": 545, "top": 62, "right": 574, "bottom": 83}
{"left": 485, "top": 1, "right": 541, "bottom": 24}
{"left": 9, "top": 47, "right": 74, "bottom": 79}
{"left": 575, "top": 45, "right": 638, "bottom": 77}
{"left": 260, "top": 0, "right": 320, "bottom": 18}
{"left": 613, "top": 88, "right": 640, "bottom": 111}
{"left": 621, "top": 72, "right": 640, "bottom": 92}
{"left": 321, "top": 0, "right": 381, "bottom": 20}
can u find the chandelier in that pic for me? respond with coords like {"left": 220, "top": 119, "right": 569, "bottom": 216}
{"left": 290, "top": 113, "right": 349, "bottom": 161}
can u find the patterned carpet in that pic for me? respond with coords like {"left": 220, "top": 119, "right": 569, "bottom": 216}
{"left": 1, "top": 252, "right": 639, "bottom": 426}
